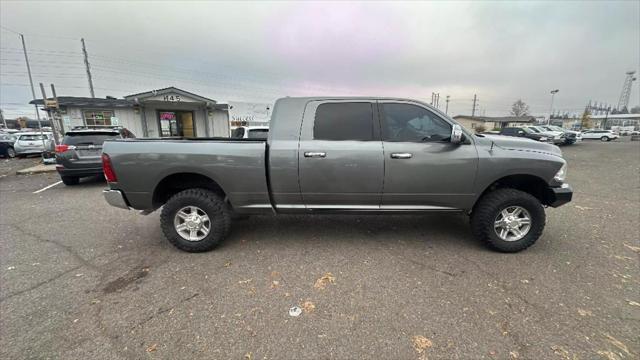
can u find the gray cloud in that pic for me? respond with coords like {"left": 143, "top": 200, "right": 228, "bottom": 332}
{"left": 1, "top": 0, "right": 638, "bottom": 118}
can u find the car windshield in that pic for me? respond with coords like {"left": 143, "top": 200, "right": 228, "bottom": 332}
{"left": 247, "top": 129, "right": 269, "bottom": 139}
{"left": 549, "top": 126, "right": 564, "bottom": 131}
{"left": 63, "top": 132, "right": 119, "bottom": 145}
{"left": 19, "top": 134, "right": 46, "bottom": 141}
{"left": 521, "top": 127, "right": 534, "bottom": 134}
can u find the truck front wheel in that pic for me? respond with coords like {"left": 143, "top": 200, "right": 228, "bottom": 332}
{"left": 471, "top": 188, "right": 545, "bottom": 252}
{"left": 160, "top": 188, "right": 231, "bottom": 252}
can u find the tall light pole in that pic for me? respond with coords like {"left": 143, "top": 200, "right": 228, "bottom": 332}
{"left": 548, "top": 89, "right": 559, "bottom": 125}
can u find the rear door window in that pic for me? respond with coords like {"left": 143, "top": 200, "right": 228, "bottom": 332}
{"left": 63, "top": 132, "right": 119, "bottom": 146}
{"left": 314, "top": 102, "right": 374, "bottom": 141}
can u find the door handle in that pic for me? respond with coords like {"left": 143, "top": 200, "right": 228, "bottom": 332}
{"left": 390, "top": 153, "right": 413, "bottom": 159}
{"left": 304, "top": 152, "right": 326, "bottom": 158}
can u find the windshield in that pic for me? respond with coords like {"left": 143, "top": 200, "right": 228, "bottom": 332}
{"left": 19, "top": 134, "right": 47, "bottom": 141}
{"left": 522, "top": 127, "right": 534, "bottom": 134}
{"left": 63, "top": 132, "right": 119, "bottom": 145}
{"left": 549, "top": 126, "right": 564, "bottom": 131}
{"left": 247, "top": 129, "right": 269, "bottom": 139}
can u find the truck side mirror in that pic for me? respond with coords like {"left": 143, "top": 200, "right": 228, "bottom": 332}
{"left": 451, "top": 124, "right": 463, "bottom": 144}
{"left": 518, "top": 130, "right": 524, "bottom": 135}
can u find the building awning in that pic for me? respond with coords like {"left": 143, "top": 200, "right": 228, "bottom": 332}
{"left": 30, "top": 97, "right": 133, "bottom": 108}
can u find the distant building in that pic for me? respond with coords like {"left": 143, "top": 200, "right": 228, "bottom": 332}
{"left": 453, "top": 115, "right": 536, "bottom": 132}
{"left": 31, "top": 87, "right": 232, "bottom": 137}
{"left": 2, "top": 118, "right": 51, "bottom": 130}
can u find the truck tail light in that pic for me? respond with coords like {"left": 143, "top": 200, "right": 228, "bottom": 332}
{"left": 102, "top": 153, "right": 117, "bottom": 182}
{"left": 55, "top": 144, "right": 76, "bottom": 153}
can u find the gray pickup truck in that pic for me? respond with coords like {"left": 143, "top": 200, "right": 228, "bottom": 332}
{"left": 102, "top": 97, "right": 572, "bottom": 253}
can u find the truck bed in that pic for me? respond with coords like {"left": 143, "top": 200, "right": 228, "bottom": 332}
{"left": 103, "top": 138, "right": 271, "bottom": 212}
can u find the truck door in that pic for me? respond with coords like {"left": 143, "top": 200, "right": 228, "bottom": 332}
{"left": 298, "top": 100, "right": 384, "bottom": 210}
{"left": 378, "top": 101, "right": 478, "bottom": 210}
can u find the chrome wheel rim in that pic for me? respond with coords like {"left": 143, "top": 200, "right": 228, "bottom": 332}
{"left": 174, "top": 206, "right": 211, "bottom": 242}
{"left": 494, "top": 206, "right": 531, "bottom": 242}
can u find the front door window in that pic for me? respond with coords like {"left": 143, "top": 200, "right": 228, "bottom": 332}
{"left": 159, "top": 111, "right": 195, "bottom": 137}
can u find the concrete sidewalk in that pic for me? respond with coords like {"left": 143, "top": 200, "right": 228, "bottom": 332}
{"left": 16, "top": 163, "right": 57, "bottom": 175}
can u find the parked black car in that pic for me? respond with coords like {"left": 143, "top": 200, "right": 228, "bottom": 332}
{"left": 499, "top": 127, "right": 551, "bottom": 142}
{"left": 55, "top": 126, "right": 135, "bottom": 185}
{"left": 0, "top": 133, "right": 17, "bottom": 158}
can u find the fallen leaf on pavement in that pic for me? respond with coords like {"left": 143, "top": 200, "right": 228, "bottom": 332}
{"left": 604, "top": 334, "right": 630, "bottom": 355}
{"left": 550, "top": 345, "right": 575, "bottom": 360}
{"left": 597, "top": 350, "right": 622, "bottom": 360}
{"left": 577, "top": 308, "right": 592, "bottom": 317}
{"left": 238, "top": 279, "right": 252, "bottom": 284}
{"left": 509, "top": 350, "right": 519, "bottom": 359}
{"left": 412, "top": 335, "right": 433, "bottom": 353}
{"left": 146, "top": 344, "right": 157, "bottom": 352}
{"left": 627, "top": 300, "right": 640, "bottom": 307}
{"left": 314, "top": 272, "right": 336, "bottom": 290}
{"left": 270, "top": 280, "right": 280, "bottom": 289}
{"left": 574, "top": 205, "right": 594, "bottom": 210}
{"left": 623, "top": 243, "right": 640, "bottom": 253}
{"left": 224, "top": 261, "right": 231, "bottom": 268}
{"left": 301, "top": 300, "right": 316, "bottom": 313}
{"left": 7, "top": 266, "right": 15, "bottom": 270}
{"left": 244, "top": 351, "right": 252, "bottom": 359}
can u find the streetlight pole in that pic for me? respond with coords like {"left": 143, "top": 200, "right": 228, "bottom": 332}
{"left": 548, "top": 89, "right": 559, "bottom": 125}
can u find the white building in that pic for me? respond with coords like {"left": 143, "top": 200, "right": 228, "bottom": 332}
{"left": 31, "top": 87, "right": 232, "bottom": 138}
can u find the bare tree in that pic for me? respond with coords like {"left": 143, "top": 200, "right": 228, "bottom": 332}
{"left": 510, "top": 99, "right": 530, "bottom": 117}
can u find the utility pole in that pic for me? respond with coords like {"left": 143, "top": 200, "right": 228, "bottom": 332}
{"left": 472, "top": 94, "right": 478, "bottom": 117}
{"left": 548, "top": 89, "right": 559, "bottom": 125}
{"left": 19, "top": 34, "right": 42, "bottom": 124}
{"left": 0, "top": 108, "right": 6, "bottom": 129}
{"left": 81, "top": 38, "right": 95, "bottom": 98}
{"left": 50, "top": 83, "right": 64, "bottom": 134}
{"left": 39, "top": 83, "right": 60, "bottom": 144}
{"left": 445, "top": 95, "right": 450, "bottom": 115}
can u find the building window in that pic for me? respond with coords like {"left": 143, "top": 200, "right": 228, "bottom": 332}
{"left": 83, "top": 110, "right": 114, "bottom": 126}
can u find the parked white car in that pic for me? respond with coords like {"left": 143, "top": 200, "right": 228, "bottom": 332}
{"left": 581, "top": 129, "right": 619, "bottom": 142}
{"left": 13, "top": 132, "right": 55, "bottom": 157}
{"left": 231, "top": 126, "right": 269, "bottom": 140}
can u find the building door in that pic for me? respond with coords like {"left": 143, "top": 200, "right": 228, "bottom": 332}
{"left": 158, "top": 110, "right": 195, "bottom": 137}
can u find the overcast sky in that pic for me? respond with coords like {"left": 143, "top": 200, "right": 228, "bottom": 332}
{"left": 1, "top": 0, "right": 638, "bottom": 118}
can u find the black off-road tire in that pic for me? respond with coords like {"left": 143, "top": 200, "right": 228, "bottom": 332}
{"left": 471, "top": 188, "right": 546, "bottom": 252}
{"left": 160, "top": 188, "right": 231, "bottom": 252}
{"left": 61, "top": 176, "right": 80, "bottom": 186}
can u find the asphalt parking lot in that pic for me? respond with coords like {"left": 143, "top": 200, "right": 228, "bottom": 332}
{"left": 1, "top": 139, "right": 639, "bottom": 359}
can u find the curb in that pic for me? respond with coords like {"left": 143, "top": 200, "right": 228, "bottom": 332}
{"left": 16, "top": 164, "right": 57, "bottom": 175}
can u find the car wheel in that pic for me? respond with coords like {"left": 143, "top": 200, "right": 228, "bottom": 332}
{"left": 471, "top": 188, "right": 545, "bottom": 253}
{"left": 6, "top": 147, "right": 16, "bottom": 158}
{"left": 61, "top": 176, "right": 80, "bottom": 185}
{"left": 160, "top": 188, "right": 231, "bottom": 252}
{"left": 600, "top": 136, "right": 609, "bottom": 142}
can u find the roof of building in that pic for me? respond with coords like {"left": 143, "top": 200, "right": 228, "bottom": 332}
{"left": 590, "top": 113, "right": 640, "bottom": 119}
{"left": 30, "top": 96, "right": 133, "bottom": 108}
{"left": 123, "top": 86, "right": 217, "bottom": 103}
{"left": 453, "top": 115, "right": 536, "bottom": 123}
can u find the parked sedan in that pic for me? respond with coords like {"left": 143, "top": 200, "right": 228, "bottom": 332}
{"left": 582, "top": 129, "right": 619, "bottom": 142}
{"left": 0, "top": 133, "right": 17, "bottom": 158}
{"left": 527, "top": 126, "right": 565, "bottom": 145}
{"left": 540, "top": 125, "right": 582, "bottom": 145}
{"left": 13, "top": 132, "right": 55, "bottom": 157}
{"left": 498, "top": 127, "right": 551, "bottom": 142}
{"left": 55, "top": 126, "right": 135, "bottom": 185}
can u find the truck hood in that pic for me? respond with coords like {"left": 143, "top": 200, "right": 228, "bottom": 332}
{"left": 479, "top": 134, "right": 562, "bottom": 157}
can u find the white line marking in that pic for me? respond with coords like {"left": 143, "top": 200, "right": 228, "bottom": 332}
{"left": 33, "top": 181, "right": 63, "bottom": 194}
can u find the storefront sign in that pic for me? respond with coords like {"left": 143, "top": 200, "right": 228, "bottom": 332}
{"left": 228, "top": 101, "right": 271, "bottom": 127}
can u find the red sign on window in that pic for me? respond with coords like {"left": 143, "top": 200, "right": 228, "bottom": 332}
{"left": 160, "top": 112, "right": 176, "bottom": 120}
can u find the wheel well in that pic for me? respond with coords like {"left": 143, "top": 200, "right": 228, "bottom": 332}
{"left": 478, "top": 174, "right": 551, "bottom": 206}
{"left": 152, "top": 173, "right": 226, "bottom": 208}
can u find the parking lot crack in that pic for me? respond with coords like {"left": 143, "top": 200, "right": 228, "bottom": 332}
{"left": 0, "top": 264, "right": 82, "bottom": 302}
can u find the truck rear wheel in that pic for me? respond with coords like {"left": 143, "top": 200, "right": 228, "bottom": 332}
{"left": 160, "top": 188, "right": 231, "bottom": 252}
{"left": 471, "top": 188, "right": 545, "bottom": 252}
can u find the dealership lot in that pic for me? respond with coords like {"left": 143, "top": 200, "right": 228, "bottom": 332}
{"left": 1, "top": 140, "right": 638, "bottom": 359}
